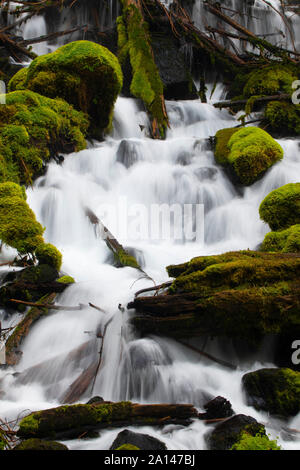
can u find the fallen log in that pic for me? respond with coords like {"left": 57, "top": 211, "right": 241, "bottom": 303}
{"left": 20, "top": 25, "right": 88, "bottom": 47}
{"left": 17, "top": 401, "right": 199, "bottom": 440}
{"left": 176, "top": 339, "right": 237, "bottom": 370}
{"left": 60, "top": 361, "right": 99, "bottom": 404}
{"left": 214, "top": 94, "right": 290, "bottom": 109}
{"left": 9, "top": 298, "right": 86, "bottom": 311}
{"left": 5, "top": 293, "right": 57, "bottom": 366}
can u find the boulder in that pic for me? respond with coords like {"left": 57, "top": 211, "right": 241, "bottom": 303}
{"left": 242, "top": 368, "right": 300, "bottom": 418}
{"left": 206, "top": 414, "right": 265, "bottom": 450}
{"left": 259, "top": 183, "right": 300, "bottom": 231}
{"left": 13, "top": 438, "right": 68, "bottom": 451}
{"left": 261, "top": 224, "right": 300, "bottom": 253}
{"left": 9, "top": 41, "right": 123, "bottom": 140}
{"left": 199, "top": 396, "right": 234, "bottom": 420}
{"left": 214, "top": 127, "right": 283, "bottom": 186}
{"left": 110, "top": 429, "right": 167, "bottom": 451}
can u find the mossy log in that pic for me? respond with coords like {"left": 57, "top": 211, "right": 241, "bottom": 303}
{"left": 5, "top": 293, "right": 57, "bottom": 366}
{"left": 17, "top": 402, "right": 198, "bottom": 440}
{"left": 128, "top": 251, "right": 300, "bottom": 343}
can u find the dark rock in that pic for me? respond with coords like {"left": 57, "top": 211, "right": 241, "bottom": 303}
{"left": 194, "top": 167, "right": 218, "bottom": 182}
{"left": 110, "top": 429, "right": 167, "bottom": 451}
{"left": 13, "top": 438, "right": 68, "bottom": 451}
{"left": 86, "top": 396, "right": 104, "bottom": 405}
{"left": 206, "top": 414, "right": 265, "bottom": 450}
{"left": 242, "top": 368, "right": 300, "bottom": 418}
{"left": 199, "top": 396, "right": 234, "bottom": 420}
{"left": 116, "top": 140, "right": 142, "bottom": 168}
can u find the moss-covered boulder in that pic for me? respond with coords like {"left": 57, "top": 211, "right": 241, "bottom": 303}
{"left": 110, "top": 429, "right": 167, "bottom": 451}
{"left": 35, "top": 243, "right": 62, "bottom": 271}
{"left": 214, "top": 127, "right": 283, "bottom": 186}
{"left": 0, "top": 90, "right": 88, "bottom": 185}
{"left": 11, "top": 41, "right": 123, "bottom": 140}
{"left": 261, "top": 224, "right": 300, "bottom": 253}
{"left": 129, "top": 251, "right": 300, "bottom": 344}
{"left": 259, "top": 183, "right": 300, "bottom": 231}
{"left": 243, "top": 65, "right": 297, "bottom": 98}
{"left": 264, "top": 101, "right": 300, "bottom": 137}
{"left": 206, "top": 414, "right": 266, "bottom": 450}
{"left": 242, "top": 368, "right": 300, "bottom": 418}
{"left": 13, "top": 438, "right": 68, "bottom": 451}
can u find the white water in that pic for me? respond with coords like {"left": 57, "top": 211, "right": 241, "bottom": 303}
{"left": 0, "top": 92, "right": 300, "bottom": 449}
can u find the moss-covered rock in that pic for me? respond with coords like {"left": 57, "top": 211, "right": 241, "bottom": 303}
{"left": 214, "top": 127, "right": 283, "bottom": 186}
{"left": 259, "top": 183, "right": 300, "bottom": 231}
{"left": 116, "top": 444, "right": 140, "bottom": 450}
{"left": 231, "top": 431, "right": 281, "bottom": 450}
{"left": 0, "top": 182, "right": 44, "bottom": 255}
{"left": 110, "top": 429, "right": 167, "bottom": 451}
{"left": 129, "top": 251, "right": 300, "bottom": 344}
{"left": 57, "top": 275, "right": 75, "bottom": 284}
{"left": 243, "top": 65, "right": 297, "bottom": 98}
{"left": 14, "top": 41, "right": 123, "bottom": 140}
{"left": 14, "top": 438, "right": 68, "bottom": 451}
{"left": 35, "top": 243, "right": 63, "bottom": 271}
{"left": 206, "top": 414, "right": 266, "bottom": 450}
{"left": 0, "top": 90, "right": 88, "bottom": 185}
{"left": 8, "top": 67, "right": 28, "bottom": 92}
{"left": 264, "top": 101, "right": 300, "bottom": 137}
{"left": 261, "top": 225, "right": 300, "bottom": 253}
{"left": 242, "top": 368, "right": 300, "bottom": 418}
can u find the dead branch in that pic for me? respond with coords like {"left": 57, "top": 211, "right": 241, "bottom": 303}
{"left": 177, "top": 339, "right": 237, "bottom": 370}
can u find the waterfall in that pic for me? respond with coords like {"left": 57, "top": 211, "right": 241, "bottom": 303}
{"left": 1, "top": 94, "right": 300, "bottom": 449}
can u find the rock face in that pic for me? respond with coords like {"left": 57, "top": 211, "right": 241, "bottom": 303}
{"left": 206, "top": 414, "right": 265, "bottom": 450}
{"left": 129, "top": 251, "right": 300, "bottom": 346}
{"left": 214, "top": 127, "right": 283, "bottom": 186}
{"left": 9, "top": 41, "right": 123, "bottom": 140}
{"left": 110, "top": 429, "right": 167, "bottom": 451}
{"left": 242, "top": 368, "right": 300, "bottom": 418}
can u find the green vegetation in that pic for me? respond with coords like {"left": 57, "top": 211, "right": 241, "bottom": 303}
{"left": 242, "top": 368, "right": 300, "bottom": 417}
{"left": 35, "top": 243, "right": 63, "bottom": 271}
{"left": 0, "top": 90, "right": 88, "bottom": 185}
{"left": 116, "top": 444, "right": 140, "bottom": 450}
{"left": 14, "top": 438, "right": 68, "bottom": 451}
{"left": 57, "top": 275, "right": 75, "bottom": 284}
{"left": 231, "top": 431, "right": 281, "bottom": 450}
{"left": 265, "top": 101, "right": 300, "bottom": 136}
{"left": 259, "top": 183, "right": 300, "bottom": 231}
{"left": 243, "top": 65, "right": 297, "bottom": 97}
{"left": 8, "top": 67, "right": 28, "bottom": 92}
{"left": 261, "top": 225, "right": 300, "bottom": 253}
{"left": 14, "top": 41, "right": 123, "bottom": 139}
{"left": 117, "top": 3, "right": 168, "bottom": 138}
{"left": 214, "top": 127, "right": 283, "bottom": 185}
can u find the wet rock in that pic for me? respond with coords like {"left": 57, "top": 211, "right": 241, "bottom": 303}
{"left": 242, "top": 368, "right": 300, "bottom": 418}
{"left": 194, "top": 167, "right": 218, "bottom": 182}
{"left": 199, "top": 396, "right": 234, "bottom": 420}
{"left": 206, "top": 414, "right": 265, "bottom": 450}
{"left": 86, "top": 396, "right": 104, "bottom": 405}
{"left": 116, "top": 140, "right": 142, "bottom": 168}
{"left": 14, "top": 438, "right": 68, "bottom": 451}
{"left": 110, "top": 429, "right": 167, "bottom": 451}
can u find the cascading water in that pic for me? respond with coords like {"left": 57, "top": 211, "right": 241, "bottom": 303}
{"left": 1, "top": 90, "right": 300, "bottom": 449}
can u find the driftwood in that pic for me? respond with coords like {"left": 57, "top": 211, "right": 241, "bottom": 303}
{"left": 9, "top": 298, "right": 86, "bottom": 311}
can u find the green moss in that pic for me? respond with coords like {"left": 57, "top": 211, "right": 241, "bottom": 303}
{"left": 242, "top": 368, "right": 300, "bottom": 417}
{"left": 18, "top": 402, "right": 133, "bottom": 439}
{"left": 22, "top": 41, "right": 123, "bottom": 139}
{"left": 214, "top": 127, "right": 283, "bottom": 185}
{"left": 214, "top": 128, "right": 239, "bottom": 166}
{"left": 261, "top": 225, "right": 300, "bottom": 253}
{"left": 57, "top": 275, "right": 75, "bottom": 284}
{"left": 116, "top": 444, "right": 140, "bottom": 450}
{"left": 0, "top": 183, "right": 45, "bottom": 255}
{"left": 0, "top": 90, "right": 88, "bottom": 185}
{"left": 14, "top": 438, "right": 68, "bottom": 451}
{"left": 8, "top": 66, "right": 28, "bottom": 92}
{"left": 259, "top": 183, "right": 300, "bottom": 231}
{"left": 243, "top": 65, "right": 297, "bottom": 98}
{"left": 231, "top": 431, "right": 281, "bottom": 450}
{"left": 35, "top": 243, "right": 62, "bottom": 271}
{"left": 264, "top": 101, "right": 300, "bottom": 136}
{"left": 116, "top": 249, "right": 141, "bottom": 269}
{"left": 118, "top": 3, "right": 168, "bottom": 138}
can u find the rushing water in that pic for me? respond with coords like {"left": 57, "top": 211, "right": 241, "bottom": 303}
{"left": 1, "top": 0, "right": 300, "bottom": 451}
{"left": 0, "top": 91, "right": 300, "bottom": 449}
